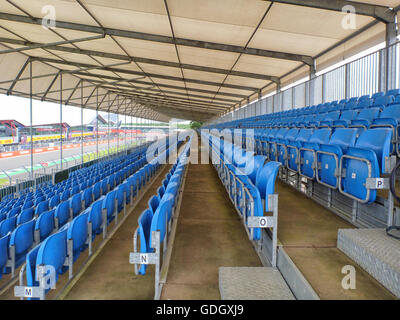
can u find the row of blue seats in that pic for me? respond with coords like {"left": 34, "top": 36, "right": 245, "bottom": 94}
{"left": 12, "top": 139, "right": 180, "bottom": 299}
{"left": 134, "top": 139, "right": 191, "bottom": 277}
{"left": 0, "top": 153, "right": 148, "bottom": 244}
{"left": 0, "top": 144, "right": 152, "bottom": 280}
{"left": 251, "top": 126, "right": 391, "bottom": 203}
{"left": 205, "top": 132, "right": 281, "bottom": 243}
{"left": 0, "top": 143, "right": 151, "bottom": 208}
{"left": 0, "top": 144, "right": 150, "bottom": 225}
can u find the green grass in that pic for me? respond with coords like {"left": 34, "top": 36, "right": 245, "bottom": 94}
{"left": 81, "top": 142, "right": 139, "bottom": 164}
{"left": 0, "top": 178, "right": 9, "bottom": 187}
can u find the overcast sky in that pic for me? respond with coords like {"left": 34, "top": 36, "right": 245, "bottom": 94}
{"left": 0, "top": 94, "right": 183, "bottom": 126}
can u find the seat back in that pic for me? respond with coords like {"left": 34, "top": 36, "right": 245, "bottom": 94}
{"left": 37, "top": 228, "right": 68, "bottom": 276}
{"left": 17, "top": 208, "right": 34, "bottom": 225}
{"left": 148, "top": 195, "right": 160, "bottom": 214}
{"left": 308, "top": 128, "right": 331, "bottom": 145}
{"left": 10, "top": 219, "right": 35, "bottom": 257}
{"left": 137, "top": 209, "right": 153, "bottom": 275}
{"left": 356, "top": 107, "right": 381, "bottom": 122}
{"left": 7, "top": 206, "right": 21, "bottom": 219}
{"left": 82, "top": 187, "right": 93, "bottom": 209}
{"left": 88, "top": 200, "right": 103, "bottom": 235}
{"left": 255, "top": 162, "right": 281, "bottom": 206}
{"left": 49, "top": 195, "right": 60, "bottom": 209}
{"left": 378, "top": 104, "right": 400, "bottom": 119}
{"left": 102, "top": 190, "right": 116, "bottom": 221}
{"left": 0, "top": 233, "right": 10, "bottom": 272}
{"left": 55, "top": 202, "right": 70, "bottom": 228}
{"left": 329, "top": 128, "right": 358, "bottom": 149}
{"left": 67, "top": 211, "right": 88, "bottom": 261}
{"left": 35, "top": 209, "right": 55, "bottom": 241}
{"left": 296, "top": 128, "right": 313, "bottom": 143}
{"left": 0, "top": 216, "right": 17, "bottom": 237}
{"left": 157, "top": 186, "right": 165, "bottom": 198}
{"left": 60, "top": 190, "right": 70, "bottom": 202}
{"left": 93, "top": 182, "right": 102, "bottom": 200}
{"left": 355, "top": 128, "right": 392, "bottom": 173}
{"left": 35, "top": 200, "right": 49, "bottom": 216}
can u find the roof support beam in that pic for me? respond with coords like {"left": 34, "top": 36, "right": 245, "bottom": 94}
{"left": 35, "top": 57, "right": 259, "bottom": 92}
{"left": 93, "top": 84, "right": 233, "bottom": 108}
{"left": 108, "top": 92, "right": 227, "bottom": 111}
{"left": 90, "top": 81, "right": 239, "bottom": 103}
{"left": 0, "top": 37, "right": 277, "bottom": 81}
{"left": 65, "top": 79, "right": 82, "bottom": 106}
{"left": 7, "top": 57, "right": 30, "bottom": 95}
{"left": 125, "top": 93, "right": 224, "bottom": 111}
{"left": 41, "top": 71, "right": 61, "bottom": 101}
{"left": 0, "top": 34, "right": 105, "bottom": 55}
{"left": 269, "top": 0, "right": 395, "bottom": 23}
{"left": 0, "top": 12, "right": 314, "bottom": 65}
{"left": 73, "top": 72, "right": 247, "bottom": 98}
{"left": 84, "top": 86, "right": 97, "bottom": 106}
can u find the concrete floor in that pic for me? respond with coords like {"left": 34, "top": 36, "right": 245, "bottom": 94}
{"left": 276, "top": 181, "right": 396, "bottom": 300}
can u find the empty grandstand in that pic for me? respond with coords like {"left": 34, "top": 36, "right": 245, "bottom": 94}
{"left": 0, "top": 1, "right": 399, "bottom": 313}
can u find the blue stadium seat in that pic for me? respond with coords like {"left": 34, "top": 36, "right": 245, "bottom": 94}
{"left": 17, "top": 208, "right": 34, "bottom": 225}
{"left": 93, "top": 182, "right": 102, "bottom": 201}
{"left": 9, "top": 219, "right": 35, "bottom": 270}
{"left": 88, "top": 200, "right": 104, "bottom": 239}
{"left": 299, "top": 128, "right": 331, "bottom": 179}
{"left": 287, "top": 128, "right": 313, "bottom": 172}
{"left": 332, "top": 110, "right": 358, "bottom": 128}
{"left": 371, "top": 104, "right": 400, "bottom": 154}
{"left": 35, "top": 209, "right": 55, "bottom": 242}
{"left": 102, "top": 190, "right": 116, "bottom": 224}
{"left": 70, "top": 193, "right": 82, "bottom": 218}
{"left": 0, "top": 233, "right": 10, "bottom": 279}
{"left": 25, "top": 244, "right": 41, "bottom": 295}
{"left": 137, "top": 209, "right": 153, "bottom": 275}
{"left": 317, "top": 128, "right": 358, "bottom": 188}
{"left": 7, "top": 207, "right": 21, "bottom": 219}
{"left": 36, "top": 228, "right": 68, "bottom": 286}
{"left": 82, "top": 187, "right": 93, "bottom": 209}
{"left": 71, "top": 185, "right": 80, "bottom": 196}
{"left": 60, "top": 190, "right": 70, "bottom": 202}
{"left": 49, "top": 195, "right": 60, "bottom": 209}
{"left": 101, "top": 179, "right": 109, "bottom": 195}
{"left": 35, "top": 200, "right": 49, "bottom": 216}
{"left": 157, "top": 186, "right": 165, "bottom": 199}
{"left": 148, "top": 195, "right": 160, "bottom": 214}
{"left": 55, "top": 202, "right": 70, "bottom": 229}
{"left": 67, "top": 212, "right": 88, "bottom": 262}
{"left": 340, "top": 128, "right": 392, "bottom": 203}
{"left": 0, "top": 216, "right": 16, "bottom": 237}
{"left": 350, "top": 107, "right": 381, "bottom": 130}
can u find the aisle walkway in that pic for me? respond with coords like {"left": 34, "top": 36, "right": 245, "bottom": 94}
{"left": 276, "top": 181, "right": 396, "bottom": 300}
{"left": 161, "top": 142, "right": 262, "bottom": 300}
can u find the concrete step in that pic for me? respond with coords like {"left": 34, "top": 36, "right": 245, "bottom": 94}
{"left": 219, "top": 267, "right": 295, "bottom": 300}
{"left": 338, "top": 228, "right": 400, "bottom": 298}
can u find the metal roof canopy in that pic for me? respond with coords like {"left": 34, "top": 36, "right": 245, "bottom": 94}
{"left": 0, "top": 0, "right": 397, "bottom": 121}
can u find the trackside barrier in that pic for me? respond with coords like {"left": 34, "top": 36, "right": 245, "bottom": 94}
{"left": 11, "top": 138, "right": 175, "bottom": 299}
{"left": 129, "top": 134, "right": 193, "bottom": 300}
{"left": 203, "top": 131, "right": 280, "bottom": 267}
